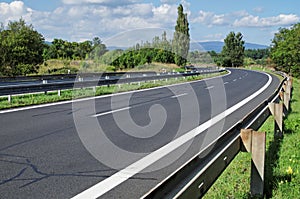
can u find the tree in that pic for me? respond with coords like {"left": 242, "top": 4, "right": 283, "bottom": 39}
{"left": 271, "top": 23, "right": 300, "bottom": 77}
{"left": 91, "top": 37, "right": 107, "bottom": 60}
{"left": 172, "top": 4, "right": 190, "bottom": 66}
{"left": 43, "top": 39, "right": 93, "bottom": 60}
{"left": 221, "top": 32, "right": 245, "bottom": 67}
{"left": 0, "top": 19, "right": 45, "bottom": 76}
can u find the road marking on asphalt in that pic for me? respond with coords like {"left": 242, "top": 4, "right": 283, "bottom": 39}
{"left": 72, "top": 72, "right": 272, "bottom": 199}
{"left": 224, "top": 82, "right": 229, "bottom": 85}
{"left": 233, "top": 79, "right": 237, "bottom": 82}
{"left": 91, "top": 107, "right": 130, "bottom": 117}
{"left": 171, "top": 93, "right": 188, "bottom": 98}
{"left": 205, "top": 86, "right": 214, "bottom": 90}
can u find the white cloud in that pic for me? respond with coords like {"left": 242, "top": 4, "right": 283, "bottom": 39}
{"left": 193, "top": 10, "right": 300, "bottom": 28}
{"left": 152, "top": 3, "right": 177, "bottom": 22}
{"left": 31, "top": 2, "right": 176, "bottom": 42}
{"left": 160, "top": 0, "right": 177, "bottom": 3}
{"left": 192, "top": 10, "right": 230, "bottom": 27}
{"left": 233, "top": 14, "right": 300, "bottom": 27}
{"left": 62, "top": 0, "right": 139, "bottom": 6}
{"left": 253, "top": 7, "right": 264, "bottom": 13}
{"left": 113, "top": 4, "right": 153, "bottom": 17}
{"left": 0, "top": 1, "right": 33, "bottom": 24}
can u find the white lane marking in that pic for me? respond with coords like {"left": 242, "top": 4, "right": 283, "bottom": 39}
{"left": 205, "top": 86, "right": 214, "bottom": 90}
{"left": 224, "top": 82, "right": 229, "bottom": 85}
{"left": 233, "top": 79, "right": 237, "bottom": 82}
{"left": 0, "top": 71, "right": 231, "bottom": 114}
{"left": 72, "top": 73, "right": 272, "bottom": 199}
{"left": 239, "top": 77, "right": 242, "bottom": 80}
{"left": 171, "top": 93, "right": 188, "bottom": 98}
{"left": 91, "top": 107, "right": 130, "bottom": 117}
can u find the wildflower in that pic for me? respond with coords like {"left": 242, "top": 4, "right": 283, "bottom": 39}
{"left": 279, "top": 180, "right": 284, "bottom": 185}
{"left": 286, "top": 166, "right": 293, "bottom": 175}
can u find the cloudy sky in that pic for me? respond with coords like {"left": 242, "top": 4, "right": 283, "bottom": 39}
{"left": 0, "top": 0, "right": 299, "bottom": 46}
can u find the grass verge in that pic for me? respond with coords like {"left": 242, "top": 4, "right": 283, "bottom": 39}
{"left": 204, "top": 76, "right": 300, "bottom": 198}
{"left": 0, "top": 72, "right": 226, "bottom": 110}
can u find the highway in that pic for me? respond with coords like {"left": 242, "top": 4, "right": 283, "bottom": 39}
{"left": 0, "top": 69, "right": 280, "bottom": 198}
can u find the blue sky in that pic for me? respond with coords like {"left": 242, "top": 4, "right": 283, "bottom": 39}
{"left": 0, "top": 0, "right": 299, "bottom": 47}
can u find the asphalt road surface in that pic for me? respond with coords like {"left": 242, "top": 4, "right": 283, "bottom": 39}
{"left": 0, "top": 69, "right": 280, "bottom": 198}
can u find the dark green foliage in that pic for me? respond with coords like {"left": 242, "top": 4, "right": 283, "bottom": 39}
{"left": 43, "top": 38, "right": 98, "bottom": 60}
{"left": 208, "top": 51, "right": 223, "bottom": 66}
{"left": 271, "top": 23, "right": 300, "bottom": 78}
{"left": 244, "top": 48, "right": 270, "bottom": 60}
{"left": 42, "top": 36, "right": 107, "bottom": 61}
{"left": 172, "top": 4, "right": 190, "bottom": 66}
{"left": 221, "top": 32, "right": 245, "bottom": 67}
{"left": 0, "top": 19, "right": 45, "bottom": 76}
{"left": 111, "top": 31, "right": 175, "bottom": 70}
{"left": 111, "top": 48, "right": 175, "bottom": 70}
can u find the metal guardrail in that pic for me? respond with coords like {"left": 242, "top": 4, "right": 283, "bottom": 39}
{"left": 142, "top": 72, "right": 292, "bottom": 198}
{"left": 0, "top": 69, "right": 224, "bottom": 97}
{"left": 0, "top": 71, "right": 157, "bottom": 82}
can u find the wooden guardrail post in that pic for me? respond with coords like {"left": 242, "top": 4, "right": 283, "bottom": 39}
{"left": 282, "top": 82, "right": 291, "bottom": 113}
{"left": 268, "top": 103, "right": 283, "bottom": 138}
{"left": 241, "top": 129, "right": 266, "bottom": 197}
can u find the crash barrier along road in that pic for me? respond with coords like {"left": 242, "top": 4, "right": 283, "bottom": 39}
{"left": 142, "top": 72, "right": 292, "bottom": 199}
{"left": 0, "top": 69, "right": 224, "bottom": 102}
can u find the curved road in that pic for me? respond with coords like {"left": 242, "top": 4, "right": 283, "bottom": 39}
{"left": 0, "top": 69, "right": 279, "bottom": 198}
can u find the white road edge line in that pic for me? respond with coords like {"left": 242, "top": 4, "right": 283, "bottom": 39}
{"left": 0, "top": 71, "right": 231, "bottom": 114}
{"left": 171, "top": 93, "right": 188, "bottom": 98}
{"left": 91, "top": 107, "right": 130, "bottom": 117}
{"left": 205, "top": 86, "right": 214, "bottom": 90}
{"left": 71, "top": 72, "right": 272, "bottom": 199}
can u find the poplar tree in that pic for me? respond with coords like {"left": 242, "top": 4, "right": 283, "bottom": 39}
{"left": 172, "top": 4, "right": 190, "bottom": 66}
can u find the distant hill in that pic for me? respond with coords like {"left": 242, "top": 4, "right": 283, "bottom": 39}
{"left": 44, "top": 41, "right": 52, "bottom": 45}
{"left": 107, "top": 41, "right": 268, "bottom": 52}
{"left": 190, "top": 41, "right": 269, "bottom": 53}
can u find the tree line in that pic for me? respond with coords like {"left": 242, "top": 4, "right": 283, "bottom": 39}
{"left": 43, "top": 37, "right": 107, "bottom": 60}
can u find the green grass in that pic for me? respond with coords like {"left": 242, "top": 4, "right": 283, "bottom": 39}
{"left": 0, "top": 72, "right": 226, "bottom": 110}
{"left": 204, "top": 76, "right": 300, "bottom": 198}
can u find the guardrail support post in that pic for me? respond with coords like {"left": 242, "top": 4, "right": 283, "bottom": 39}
{"left": 268, "top": 103, "right": 283, "bottom": 138}
{"left": 240, "top": 129, "right": 266, "bottom": 198}
{"left": 284, "top": 81, "right": 292, "bottom": 112}
{"left": 288, "top": 77, "right": 293, "bottom": 89}
{"left": 43, "top": 80, "right": 48, "bottom": 95}
{"left": 58, "top": 90, "right": 61, "bottom": 96}
{"left": 8, "top": 95, "right": 11, "bottom": 103}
